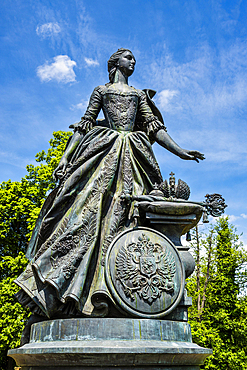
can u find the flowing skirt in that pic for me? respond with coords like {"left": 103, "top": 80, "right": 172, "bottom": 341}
{"left": 15, "top": 127, "right": 163, "bottom": 318}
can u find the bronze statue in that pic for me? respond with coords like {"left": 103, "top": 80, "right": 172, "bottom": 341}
{"left": 15, "top": 48, "right": 204, "bottom": 344}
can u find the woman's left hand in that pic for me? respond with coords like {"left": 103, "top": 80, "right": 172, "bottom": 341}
{"left": 179, "top": 149, "right": 205, "bottom": 163}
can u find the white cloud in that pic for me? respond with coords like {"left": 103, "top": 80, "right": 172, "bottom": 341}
{"left": 228, "top": 214, "right": 240, "bottom": 223}
{"left": 0, "top": 150, "right": 33, "bottom": 169}
{"left": 157, "top": 89, "right": 178, "bottom": 112}
{"left": 36, "top": 22, "right": 61, "bottom": 38}
{"left": 174, "top": 128, "right": 247, "bottom": 164}
{"left": 84, "top": 57, "right": 99, "bottom": 67}
{"left": 37, "top": 55, "right": 76, "bottom": 83}
{"left": 223, "top": 213, "right": 247, "bottom": 224}
{"left": 71, "top": 99, "right": 89, "bottom": 111}
{"left": 147, "top": 41, "right": 247, "bottom": 167}
{"left": 149, "top": 41, "right": 247, "bottom": 119}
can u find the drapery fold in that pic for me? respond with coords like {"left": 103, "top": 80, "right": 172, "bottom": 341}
{"left": 15, "top": 127, "right": 163, "bottom": 318}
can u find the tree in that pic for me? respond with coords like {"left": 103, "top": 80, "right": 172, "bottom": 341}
{"left": 187, "top": 217, "right": 247, "bottom": 370}
{"left": 0, "top": 131, "right": 71, "bottom": 259}
{"left": 0, "top": 253, "right": 29, "bottom": 368}
{"left": 0, "top": 131, "right": 71, "bottom": 369}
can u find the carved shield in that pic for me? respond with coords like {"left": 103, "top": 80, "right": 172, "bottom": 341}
{"left": 105, "top": 227, "right": 185, "bottom": 319}
{"left": 140, "top": 257, "right": 156, "bottom": 277}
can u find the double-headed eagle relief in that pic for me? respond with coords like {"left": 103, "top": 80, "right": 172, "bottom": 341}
{"left": 116, "top": 234, "right": 176, "bottom": 304}
{"left": 105, "top": 227, "right": 184, "bottom": 318}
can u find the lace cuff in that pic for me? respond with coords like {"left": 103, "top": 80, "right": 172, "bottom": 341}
{"left": 146, "top": 116, "right": 166, "bottom": 137}
{"left": 69, "top": 116, "right": 96, "bottom": 134}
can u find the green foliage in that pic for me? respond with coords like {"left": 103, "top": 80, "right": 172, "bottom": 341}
{"left": 0, "top": 253, "right": 29, "bottom": 369}
{"left": 0, "top": 131, "right": 71, "bottom": 369}
{"left": 0, "top": 131, "right": 72, "bottom": 259}
{"left": 187, "top": 217, "right": 247, "bottom": 369}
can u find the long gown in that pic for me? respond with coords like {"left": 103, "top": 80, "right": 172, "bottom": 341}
{"left": 15, "top": 84, "right": 166, "bottom": 318}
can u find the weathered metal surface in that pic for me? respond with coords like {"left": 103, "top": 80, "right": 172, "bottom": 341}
{"left": 19, "top": 367, "right": 202, "bottom": 370}
{"left": 159, "top": 172, "right": 190, "bottom": 200}
{"left": 20, "top": 367, "right": 201, "bottom": 370}
{"left": 9, "top": 49, "right": 213, "bottom": 369}
{"left": 14, "top": 49, "right": 205, "bottom": 322}
{"left": 105, "top": 227, "right": 185, "bottom": 318}
{"left": 30, "top": 318, "right": 193, "bottom": 342}
{"left": 8, "top": 318, "right": 212, "bottom": 369}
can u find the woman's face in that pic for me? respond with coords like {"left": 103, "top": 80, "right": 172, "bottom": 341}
{"left": 117, "top": 51, "right": 136, "bottom": 77}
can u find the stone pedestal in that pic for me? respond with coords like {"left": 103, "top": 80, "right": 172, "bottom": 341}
{"left": 8, "top": 318, "right": 212, "bottom": 369}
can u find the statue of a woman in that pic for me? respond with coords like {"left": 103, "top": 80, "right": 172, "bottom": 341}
{"left": 15, "top": 49, "right": 204, "bottom": 343}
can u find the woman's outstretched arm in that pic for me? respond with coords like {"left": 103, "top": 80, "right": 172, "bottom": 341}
{"left": 153, "top": 129, "right": 205, "bottom": 163}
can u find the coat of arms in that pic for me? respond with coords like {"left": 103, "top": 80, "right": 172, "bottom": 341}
{"left": 116, "top": 233, "right": 176, "bottom": 304}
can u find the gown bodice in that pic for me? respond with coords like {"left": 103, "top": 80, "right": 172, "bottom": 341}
{"left": 102, "top": 90, "right": 139, "bottom": 131}
{"left": 75, "top": 85, "right": 165, "bottom": 138}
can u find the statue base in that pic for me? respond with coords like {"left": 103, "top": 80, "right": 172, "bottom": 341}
{"left": 8, "top": 318, "right": 212, "bottom": 369}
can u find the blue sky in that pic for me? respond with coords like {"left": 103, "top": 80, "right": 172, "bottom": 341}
{"left": 1, "top": 0, "right": 247, "bottom": 245}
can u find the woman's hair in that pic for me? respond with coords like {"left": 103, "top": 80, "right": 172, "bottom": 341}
{"left": 107, "top": 48, "right": 134, "bottom": 83}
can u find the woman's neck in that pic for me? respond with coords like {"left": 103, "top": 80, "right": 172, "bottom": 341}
{"left": 113, "top": 69, "right": 128, "bottom": 85}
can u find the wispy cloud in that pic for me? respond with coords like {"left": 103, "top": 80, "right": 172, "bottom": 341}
{"left": 71, "top": 99, "right": 89, "bottom": 111}
{"left": 157, "top": 89, "right": 178, "bottom": 112}
{"left": 146, "top": 41, "right": 247, "bottom": 168}
{"left": 37, "top": 55, "right": 76, "bottom": 83}
{"left": 228, "top": 214, "right": 240, "bottom": 223}
{"left": 149, "top": 41, "right": 247, "bottom": 120}
{"left": 84, "top": 57, "right": 99, "bottom": 67}
{"left": 0, "top": 150, "right": 34, "bottom": 169}
{"left": 224, "top": 213, "right": 247, "bottom": 224}
{"left": 36, "top": 22, "right": 61, "bottom": 38}
{"left": 174, "top": 128, "right": 247, "bottom": 165}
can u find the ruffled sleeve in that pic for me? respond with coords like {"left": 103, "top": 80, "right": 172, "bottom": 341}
{"left": 69, "top": 86, "right": 103, "bottom": 134}
{"left": 136, "top": 90, "right": 166, "bottom": 142}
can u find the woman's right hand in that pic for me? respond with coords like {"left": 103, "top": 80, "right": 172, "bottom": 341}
{"left": 53, "top": 156, "right": 68, "bottom": 181}
{"left": 179, "top": 149, "right": 205, "bottom": 163}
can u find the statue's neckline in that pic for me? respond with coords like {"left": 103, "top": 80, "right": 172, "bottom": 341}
{"left": 102, "top": 85, "right": 139, "bottom": 96}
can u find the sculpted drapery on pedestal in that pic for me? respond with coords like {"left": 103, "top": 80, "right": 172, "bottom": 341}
{"left": 15, "top": 49, "right": 204, "bottom": 341}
